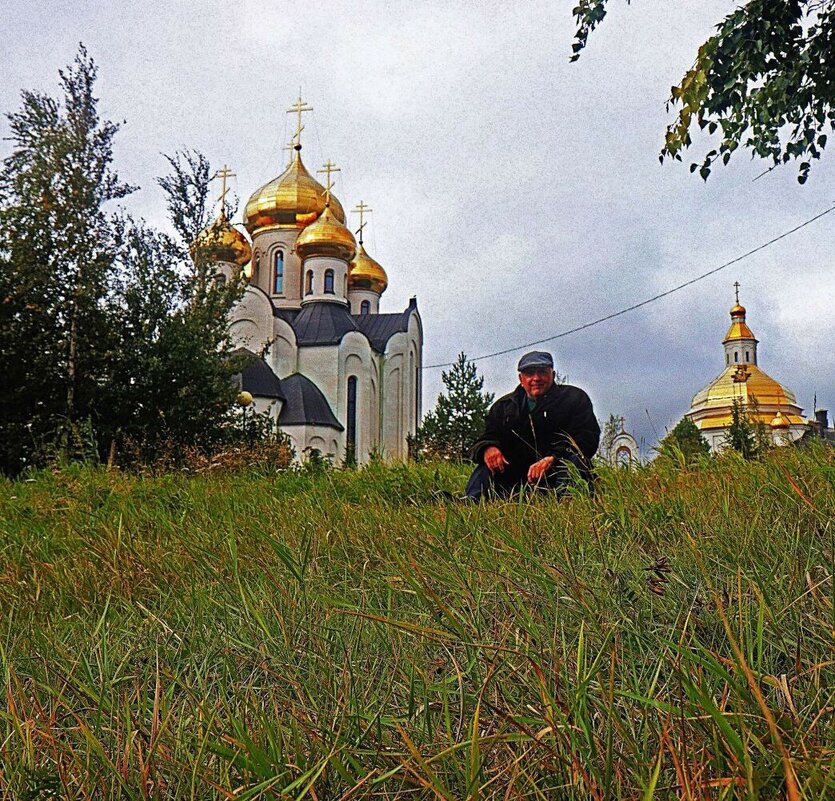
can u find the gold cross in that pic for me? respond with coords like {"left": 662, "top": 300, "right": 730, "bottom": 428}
{"left": 317, "top": 160, "right": 340, "bottom": 193}
{"left": 213, "top": 164, "right": 235, "bottom": 216}
{"left": 286, "top": 93, "right": 313, "bottom": 148}
{"left": 351, "top": 200, "right": 373, "bottom": 244}
{"left": 282, "top": 139, "right": 298, "bottom": 165}
{"left": 619, "top": 416, "right": 626, "bottom": 432}
{"left": 733, "top": 281, "right": 741, "bottom": 304}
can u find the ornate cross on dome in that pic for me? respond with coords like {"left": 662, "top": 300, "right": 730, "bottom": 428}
{"left": 213, "top": 164, "right": 235, "bottom": 216}
{"left": 317, "top": 160, "right": 340, "bottom": 206}
{"left": 286, "top": 94, "right": 313, "bottom": 148}
{"left": 352, "top": 201, "right": 373, "bottom": 245}
{"left": 734, "top": 281, "right": 741, "bottom": 304}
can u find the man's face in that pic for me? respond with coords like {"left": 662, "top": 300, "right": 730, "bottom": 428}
{"left": 519, "top": 366, "right": 555, "bottom": 398}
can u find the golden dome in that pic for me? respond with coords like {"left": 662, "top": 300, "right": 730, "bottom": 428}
{"left": 770, "top": 411, "right": 790, "bottom": 429}
{"left": 689, "top": 364, "right": 805, "bottom": 429}
{"left": 189, "top": 214, "right": 252, "bottom": 267}
{"left": 295, "top": 203, "right": 356, "bottom": 262}
{"left": 723, "top": 302, "right": 757, "bottom": 342}
{"left": 243, "top": 148, "right": 345, "bottom": 234}
{"left": 349, "top": 243, "right": 388, "bottom": 294}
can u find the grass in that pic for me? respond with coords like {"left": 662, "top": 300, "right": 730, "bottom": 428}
{"left": 0, "top": 446, "right": 833, "bottom": 799}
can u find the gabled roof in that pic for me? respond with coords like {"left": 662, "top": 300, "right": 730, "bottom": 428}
{"left": 352, "top": 310, "right": 411, "bottom": 352}
{"left": 278, "top": 373, "right": 344, "bottom": 430}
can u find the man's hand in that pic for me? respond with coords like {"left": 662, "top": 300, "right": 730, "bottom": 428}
{"left": 527, "top": 456, "right": 555, "bottom": 483}
{"left": 483, "top": 446, "right": 509, "bottom": 474}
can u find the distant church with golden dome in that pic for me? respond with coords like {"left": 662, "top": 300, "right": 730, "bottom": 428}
{"left": 193, "top": 98, "right": 423, "bottom": 463}
{"left": 685, "top": 285, "right": 817, "bottom": 450}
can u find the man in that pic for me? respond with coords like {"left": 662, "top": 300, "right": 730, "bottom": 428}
{"left": 465, "top": 351, "right": 600, "bottom": 500}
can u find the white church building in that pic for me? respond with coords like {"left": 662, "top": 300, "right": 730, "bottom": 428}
{"left": 192, "top": 100, "right": 423, "bottom": 463}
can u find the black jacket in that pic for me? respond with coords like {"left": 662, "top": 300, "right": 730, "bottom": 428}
{"left": 471, "top": 383, "right": 600, "bottom": 478}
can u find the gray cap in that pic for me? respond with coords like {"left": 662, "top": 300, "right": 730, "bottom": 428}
{"left": 517, "top": 350, "right": 554, "bottom": 371}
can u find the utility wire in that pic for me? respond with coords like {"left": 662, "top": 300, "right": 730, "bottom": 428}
{"left": 423, "top": 203, "right": 835, "bottom": 370}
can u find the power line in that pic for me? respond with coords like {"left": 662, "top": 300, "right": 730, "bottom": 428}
{"left": 423, "top": 203, "right": 835, "bottom": 370}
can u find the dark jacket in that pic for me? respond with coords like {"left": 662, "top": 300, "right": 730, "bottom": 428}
{"left": 471, "top": 383, "right": 600, "bottom": 479}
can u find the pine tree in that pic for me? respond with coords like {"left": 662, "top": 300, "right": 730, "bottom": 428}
{"left": 725, "top": 398, "right": 758, "bottom": 459}
{"left": 658, "top": 417, "right": 711, "bottom": 463}
{"left": 413, "top": 353, "right": 494, "bottom": 459}
{"left": 599, "top": 413, "right": 621, "bottom": 461}
{"left": 0, "top": 45, "right": 132, "bottom": 473}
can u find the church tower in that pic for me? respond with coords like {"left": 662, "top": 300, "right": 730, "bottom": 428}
{"left": 685, "top": 285, "right": 809, "bottom": 450}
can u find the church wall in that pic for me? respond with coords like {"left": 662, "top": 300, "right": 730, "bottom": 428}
{"left": 301, "top": 256, "right": 350, "bottom": 305}
{"left": 251, "top": 228, "right": 303, "bottom": 308}
{"left": 229, "top": 285, "right": 274, "bottom": 353}
{"left": 382, "top": 352, "right": 404, "bottom": 460}
{"left": 338, "top": 332, "right": 378, "bottom": 464}
{"left": 267, "top": 318, "right": 297, "bottom": 378}
{"left": 347, "top": 289, "right": 379, "bottom": 315}
{"left": 298, "top": 345, "right": 341, "bottom": 413}
{"left": 282, "top": 424, "right": 341, "bottom": 462}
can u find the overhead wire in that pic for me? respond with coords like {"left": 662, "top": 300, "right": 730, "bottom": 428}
{"left": 422, "top": 203, "right": 835, "bottom": 370}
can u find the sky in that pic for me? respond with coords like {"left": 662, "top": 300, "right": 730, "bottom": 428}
{"left": 3, "top": 0, "right": 834, "bottom": 453}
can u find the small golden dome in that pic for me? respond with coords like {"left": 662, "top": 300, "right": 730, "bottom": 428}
{"left": 770, "top": 411, "right": 790, "bottom": 429}
{"left": 349, "top": 243, "right": 388, "bottom": 294}
{"left": 190, "top": 214, "right": 252, "bottom": 267}
{"left": 295, "top": 203, "right": 356, "bottom": 262}
{"left": 730, "top": 303, "right": 746, "bottom": 316}
{"left": 243, "top": 149, "right": 345, "bottom": 234}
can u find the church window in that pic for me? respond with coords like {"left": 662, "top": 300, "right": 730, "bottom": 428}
{"left": 324, "top": 269, "right": 334, "bottom": 294}
{"left": 305, "top": 270, "right": 313, "bottom": 295}
{"left": 726, "top": 353, "right": 729, "bottom": 365}
{"left": 360, "top": 300, "right": 370, "bottom": 315}
{"left": 734, "top": 352, "right": 739, "bottom": 362}
{"left": 745, "top": 351, "right": 750, "bottom": 362}
{"left": 273, "top": 251, "right": 284, "bottom": 294}
{"left": 346, "top": 376, "right": 358, "bottom": 454}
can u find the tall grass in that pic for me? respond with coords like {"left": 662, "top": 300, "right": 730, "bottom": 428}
{"left": 0, "top": 447, "right": 832, "bottom": 799}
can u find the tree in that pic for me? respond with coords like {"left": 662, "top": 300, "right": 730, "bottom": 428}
{"left": 571, "top": 1, "right": 835, "bottom": 182}
{"left": 413, "top": 353, "right": 494, "bottom": 460}
{"left": 658, "top": 416, "right": 710, "bottom": 463}
{"left": 0, "top": 45, "right": 132, "bottom": 473}
{"left": 0, "top": 48, "right": 252, "bottom": 473}
{"left": 102, "top": 152, "right": 249, "bottom": 465}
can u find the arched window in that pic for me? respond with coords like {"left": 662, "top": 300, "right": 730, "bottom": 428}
{"left": 726, "top": 353, "right": 730, "bottom": 365}
{"left": 305, "top": 270, "right": 313, "bottom": 295}
{"left": 745, "top": 351, "right": 750, "bottom": 362}
{"left": 734, "top": 351, "right": 739, "bottom": 362}
{"left": 360, "top": 299, "right": 370, "bottom": 315}
{"left": 273, "top": 251, "right": 284, "bottom": 294}
{"left": 324, "top": 269, "right": 334, "bottom": 294}
{"left": 346, "top": 376, "right": 358, "bottom": 456}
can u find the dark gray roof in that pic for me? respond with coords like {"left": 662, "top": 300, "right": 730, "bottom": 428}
{"left": 240, "top": 358, "right": 285, "bottom": 400}
{"left": 278, "top": 373, "right": 344, "bottom": 430}
{"left": 273, "top": 308, "right": 299, "bottom": 326}
{"left": 292, "top": 302, "right": 358, "bottom": 345}
{"left": 353, "top": 300, "right": 415, "bottom": 352}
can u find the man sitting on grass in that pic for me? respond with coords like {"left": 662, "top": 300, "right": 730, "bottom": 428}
{"left": 465, "top": 351, "right": 600, "bottom": 500}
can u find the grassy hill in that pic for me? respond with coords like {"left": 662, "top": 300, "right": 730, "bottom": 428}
{"left": 1, "top": 447, "right": 833, "bottom": 799}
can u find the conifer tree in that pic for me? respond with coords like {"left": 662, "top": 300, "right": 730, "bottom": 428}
{"left": 414, "top": 352, "right": 494, "bottom": 459}
{"left": 0, "top": 45, "right": 132, "bottom": 473}
{"left": 658, "top": 417, "right": 711, "bottom": 463}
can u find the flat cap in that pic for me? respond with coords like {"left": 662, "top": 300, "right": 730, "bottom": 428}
{"left": 517, "top": 351, "right": 554, "bottom": 371}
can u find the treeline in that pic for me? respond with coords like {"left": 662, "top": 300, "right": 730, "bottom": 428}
{"left": 0, "top": 47, "right": 252, "bottom": 475}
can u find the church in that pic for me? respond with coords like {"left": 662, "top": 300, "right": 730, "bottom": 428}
{"left": 685, "top": 286, "right": 826, "bottom": 450}
{"left": 191, "top": 98, "right": 423, "bottom": 463}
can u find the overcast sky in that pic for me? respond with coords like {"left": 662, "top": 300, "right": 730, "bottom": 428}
{"left": 3, "top": 1, "right": 834, "bottom": 452}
